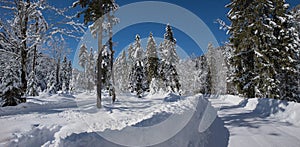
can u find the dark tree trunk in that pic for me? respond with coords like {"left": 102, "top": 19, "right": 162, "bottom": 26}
{"left": 109, "top": 37, "right": 116, "bottom": 103}
{"left": 20, "top": 0, "right": 30, "bottom": 96}
{"left": 97, "top": 20, "right": 103, "bottom": 108}
{"left": 32, "top": 19, "right": 38, "bottom": 74}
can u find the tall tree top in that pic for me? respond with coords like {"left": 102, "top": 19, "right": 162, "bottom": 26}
{"left": 164, "top": 24, "right": 176, "bottom": 43}
{"left": 73, "top": 0, "right": 118, "bottom": 24}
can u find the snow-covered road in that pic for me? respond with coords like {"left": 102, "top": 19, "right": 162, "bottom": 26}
{"left": 210, "top": 96, "right": 300, "bottom": 147}
{"left": 0, "top": 92, "right": 229, "bottom": 147}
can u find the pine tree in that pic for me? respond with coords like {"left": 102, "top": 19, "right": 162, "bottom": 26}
{"left": 145, "top": 32, "right": 159, "bottom": 85}
{"left": 227, "top": 0, "right": 277, "bottom": 98}
{"left": 27, "top": 71, "right": 39, "bottom": 96}
{"left": 128, "top": 35, "right": 147, "bottom": 97}
{"left": 86, "top": 48, "right": 95, "bottom": 92}
{"left": 79, "top": 44, "right": 88, "bottom": 74}
{"left": 272, "top": 1, "right": 300, "bottom": 101}
{"left": 196, "top": 56, "right": 211, "bottom": 94}
{"left": 227, "top": 0, "right": 299, "bottom": 100}
{"left": 114, "top": 50, "right": 128, "bottom": 92}
{"left": 0, "top": 57, "right": 23, "bottom": 107}
{"left": 61, "top": 56, "right": 68, "bottom": 93}
{"left": 101, "top": 46, "right": 111, "bottom": 89}
{"left": 159, "top": 24, "right": 180, "bottom": 93}
{"left": 66, "top": 60, "right": 72, "bottom": 93}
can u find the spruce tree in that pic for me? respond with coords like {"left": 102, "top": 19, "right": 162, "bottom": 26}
{"left": 227, "top": 0, "right": 277, "bottom": 98}
{"left": 86, "top": 48, "right": 95, "bottom": 92}
{"left": 114, "top": 50, "right": 128, "bottom": 92}
{"left": 0, "top": 60, "right": 23, "bottom": 107}
{"left": 128, "top": 35, "right": 147, "bottom": 97}
{"left": 227, "top": 0, "right": 299, "bottom": 100}
{"left": 79, "top": 44, "right": 88, "bottom": 75}
{"left": 27, "top": 71, "right": 39, "bottom": 96}
{"left": 272, "top": 1, "right": 300, "bottom": 101}
{"left": 61, "top": 56, "right": 68, "bottom": 93}
{"left": 159, "top": 24, "right": 180, "bottom": 93}
{"left": 66, "top": 60, "right": 72, "bottom": 93}
{"left": 145, "top": 32, "right": 159, "bottom": 85}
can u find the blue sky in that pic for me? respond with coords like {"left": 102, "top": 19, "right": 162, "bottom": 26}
{"left": 70, "top": 0, "right": 232, "bottom": 63}
{"left": 36, "top": 0, "right": 300, "bottom": 68}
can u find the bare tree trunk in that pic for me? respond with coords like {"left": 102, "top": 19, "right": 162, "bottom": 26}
{"left": 32, "top": 18, "right": 38, "bottom": 75}
{"left": 96, "top": 18, "right": 104, "bottom": 108}
{"left": 20, "top": 0, "right": 30, "bottom": 96}
{"left": 107, "top": 12, "right": 116, "bottom": 103}
{"left": 109, "top": 37, "right": 116, "bottom": 103}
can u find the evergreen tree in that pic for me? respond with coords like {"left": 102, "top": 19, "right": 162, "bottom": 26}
{"left": 66, "top": 60, "right": 72, "bottom": 93}
{"left": 196, "top": 56, "right": 211, "bottom": 94}
{"left": 74, "top": 0, "right": 118, "bottom": 108}
{"left": 0, "top": 57, "right": 23, "bottom": 107}
{"left": 101, "top": 46, "right": 111, "bottom": 89}
{"left": 86, "top": 48, "right": 95, "bottom": 92}
{"left": 159, "top": 24, "right": 180, "bottom": 93}
{"left": 145, "top": 32, "right": 159, "bottom": 85}
{"left": 227, "top": 0, "right": 276, "bottom": 98}
{"left": 227, "top": 0, "right": 299, "bottom": 100}
{"left": 128, "top": 35, "right": 147, "bottom": 97}
{"left": 61, "top": 56, "right": 68, "bottom": 93}
{"left": 27, "top": 71, "right": 39, "bottom": 96}
{"left": 272, "top": 1, "right": 300, "bottom": 101}
{"left": 79, "top": 44, "right": 88, "bottom": 74}
{"left": 114, "top": 50, "right": 128, "bottom": 92}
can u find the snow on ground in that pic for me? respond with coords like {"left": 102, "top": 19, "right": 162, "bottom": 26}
{"left": 0, "top": 92, "right": 228, "bottom": 147}
{"left": 2, "top": 92, "right": 299, "bottom": 147}
{"left": 210, "top": 95, "right": 300, "bottom": 147}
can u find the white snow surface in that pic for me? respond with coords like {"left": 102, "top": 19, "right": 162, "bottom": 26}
{"left": 1, "top": 93, "right": 300, "bottom": 147}
{"left": 210, "top": 95, "right": 300, "bottom": 147}
{"left": 0, "top": 92, "right": 228, "bottom": 147}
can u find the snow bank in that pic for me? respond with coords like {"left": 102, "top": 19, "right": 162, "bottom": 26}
{"left": 222, "top": 96, "right": 300, "bottom": 126}
{"left": 0, "top": 93, "right": 229, "bottom": 147}
{"left": 220, "top": 95, "right": 244, "bottom": 105}
{"left": 60, "top": 94, "right": 229, "bottom": 147}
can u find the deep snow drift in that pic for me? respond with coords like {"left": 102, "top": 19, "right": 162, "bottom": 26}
{"left": 0, "top": 92, "right": 228, "bottom": 147}
{"left": 210, "top": 95, "right": 300, "bottom": 147}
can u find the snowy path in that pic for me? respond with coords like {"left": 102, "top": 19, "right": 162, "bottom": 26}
{"left": 210, "top": 96, "right": 300, "bottom": 147}
{"left": 0, "top": 93, "right": 229, "bottom": 146}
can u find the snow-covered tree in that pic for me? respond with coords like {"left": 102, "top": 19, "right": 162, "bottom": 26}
{"left": 27, "top": 71, "right": 39, "bottom": 96}
{"left": 79, "top": 44, "right": 88, "bottom": 74}
{"left": 86, "top": 48, "right": 95, "bottom": 92}
{"left": 226, "top": 0, "right": 299, "bottom": 100}
{"left": 145, "top": 32, "right": 159, "bottom": 84}
{"left": 177, "top": 58, "right": 197, "bottom": 95}
{"left": 0, "top": 52, "right": 23, "bottom": 107}
{"left": 61, "top": 56, "right": 68, "bottom": 93}
{"left": 129, "top": 61, "right": 146, "bottom": 98}
{"left": 127, "top": 44, "right": 135, "bottom": 67}
{"left": 129, "top": 35, "right": 148, "bottom": 96}
{"left": 114, "top": 50, "right": 128, "bottom": 92}
{"left": 272, "top": 1, "right": 300, "bottom": 101}
{"left": 227, "top": 0, "right": 277, "bottom": 98}
{"left": 206, "top": 43, "right": 227, "bottom": 95}
{"left": 74, "top": 0, "right": 118, "bottom": 108}
{"left": 0, "top": 0, "right": 48, "bottom": 97}
{"left": 159, "top": 24, "right": 180, "bottom": 93}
